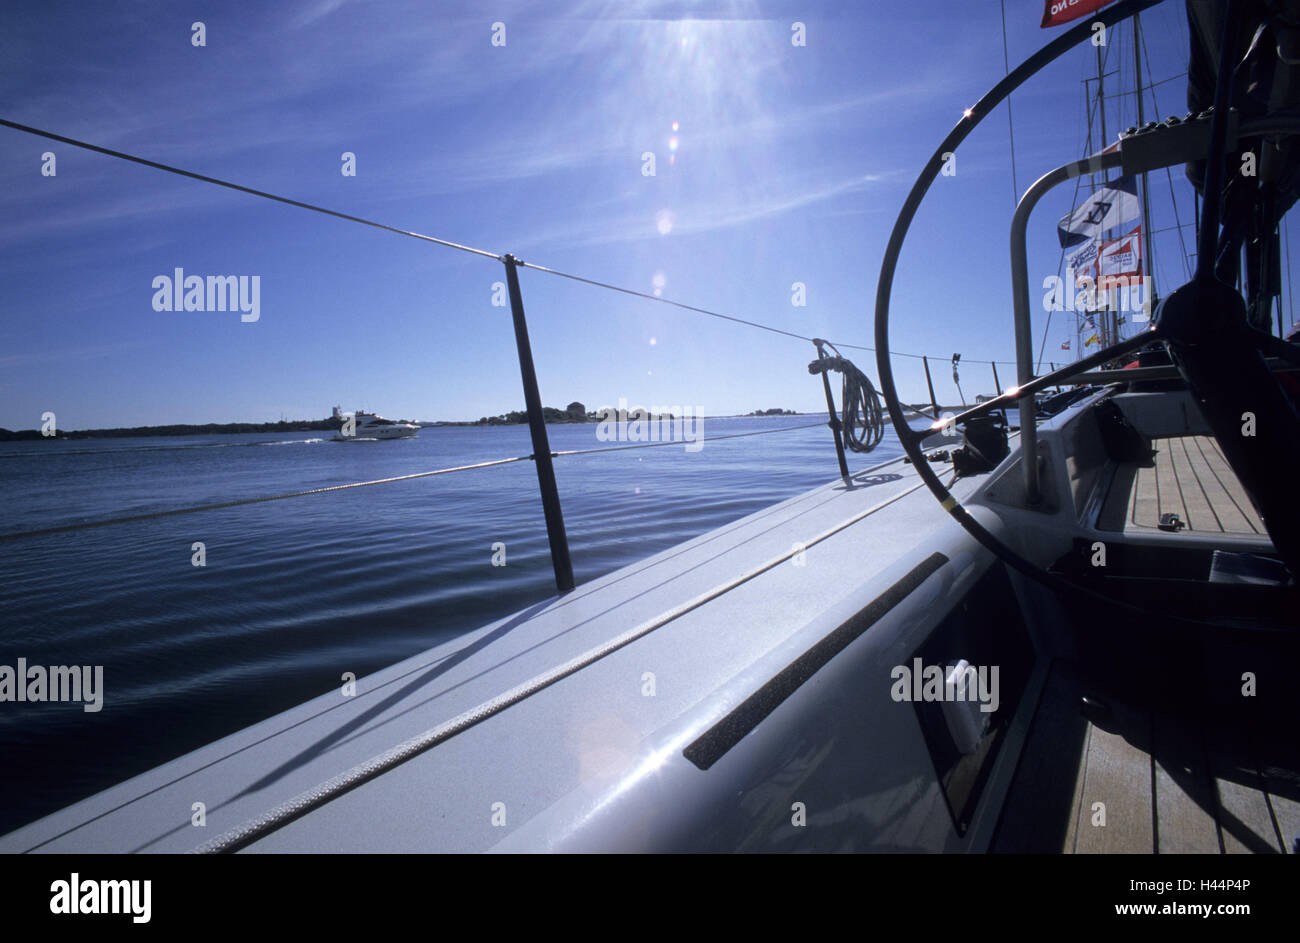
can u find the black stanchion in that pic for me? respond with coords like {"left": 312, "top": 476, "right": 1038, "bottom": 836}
{"left": 502, "top": 254, "right": 574, "bottom": 594}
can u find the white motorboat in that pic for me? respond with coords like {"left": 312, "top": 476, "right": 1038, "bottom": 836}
{"left": 332, "top": 409, "right": 420, "bottom": 441}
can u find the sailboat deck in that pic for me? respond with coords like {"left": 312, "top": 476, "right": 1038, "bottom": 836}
{"left": 992, "top": 660, "right": 1299, "bottom": 853}
{"left": 0, "top": 449, "right": 980, "bottom": 853}
{"left": 1118, "top": 435, "right": 1265, "bottom": 536}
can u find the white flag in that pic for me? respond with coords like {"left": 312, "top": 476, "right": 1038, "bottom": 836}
{"left": 1058, "top": 176, "right": 1139, "bottom": 247}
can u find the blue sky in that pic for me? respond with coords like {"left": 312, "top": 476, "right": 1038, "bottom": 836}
{"left": 2, "top": 0, "right": 1293, "bottom": 428}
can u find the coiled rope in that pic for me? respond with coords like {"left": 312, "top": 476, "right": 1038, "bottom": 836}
{"left": 809, "top": 341, "right": 886, "bottom": 453}
{"left": 839, "top": 360, "right": 885, "bottom": 454}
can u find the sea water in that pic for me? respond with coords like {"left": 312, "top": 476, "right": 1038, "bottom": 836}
{"left": 0, "top": 416, "right": 906, "bottom": 834}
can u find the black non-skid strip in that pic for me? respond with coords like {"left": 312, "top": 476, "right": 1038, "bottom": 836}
{"left": 683, "top": 551, "right": 949, "bottom": 770}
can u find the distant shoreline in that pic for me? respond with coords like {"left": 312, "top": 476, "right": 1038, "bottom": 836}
{"left": 0, "top": 419, "right": 344, "bottom": 441}
{"left": 0, "top": 408, "right": 810, "bottom": 441}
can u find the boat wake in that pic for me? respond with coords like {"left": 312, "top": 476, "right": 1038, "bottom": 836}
{"left": 0, "top": 437, "right": 328, "bottom": 459}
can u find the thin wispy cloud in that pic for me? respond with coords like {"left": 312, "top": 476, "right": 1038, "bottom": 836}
{"left": 286, "top": 0, "right": 353, "bottom": 31}
{"left": 0, "top": 340, "right": 154, "bottom": 371}
{"left": 508, "top": 167, "right": 900, "bottom": 254}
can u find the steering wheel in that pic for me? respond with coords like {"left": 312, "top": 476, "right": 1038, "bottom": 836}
{"left": 872, "top": 0, "right": 1299, "bottom": 607}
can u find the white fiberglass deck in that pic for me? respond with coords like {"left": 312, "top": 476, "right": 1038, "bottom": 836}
{"left": 1, "top": 448, "right": 980, "bottom": 853}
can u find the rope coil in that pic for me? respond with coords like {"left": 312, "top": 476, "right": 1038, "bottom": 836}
{"left": 809, "top": 341, "right": 885, "bottom": 453}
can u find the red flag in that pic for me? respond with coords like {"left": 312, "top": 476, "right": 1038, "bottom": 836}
{"left": 1097, "top": 226, "right": 1142, "bottom": 288}
{"left": 1041, "top": 0, "right": 1116, "bottom": 28}
{"left": 1061, "top": 340, "right": 1071, "bottom": 350}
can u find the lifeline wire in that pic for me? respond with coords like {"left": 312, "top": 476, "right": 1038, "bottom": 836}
{"left": 0, "top": 117, "right": 1018, "bottom": 367}
{"left": 0, "top": 420, "right": 832, "bottom": 542}
{"left": 0, "top": 455, "right": 529, "bottom": 543}
{"left": 0, "top": 119, "right": 502, "bottom": 261}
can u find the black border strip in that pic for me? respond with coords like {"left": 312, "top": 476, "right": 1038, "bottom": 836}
{"left": 683, "top": 552, "right": 949, "bottom": 771}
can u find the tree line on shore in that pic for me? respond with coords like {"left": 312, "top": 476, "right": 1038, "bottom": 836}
{"left": 1, "top": 401, "right": 807, "bottom": 439}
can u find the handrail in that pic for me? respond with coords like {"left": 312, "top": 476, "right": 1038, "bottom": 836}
{"left": 1010, "top": 150, "right": 1125, "bottom": 504}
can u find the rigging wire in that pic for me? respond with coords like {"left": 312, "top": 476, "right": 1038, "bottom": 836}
{"left": 1034, "top": 28, "right": 1189, "bottom": 369}
{"left": 516, "top": 260, "right": 812, "bottom": 347}
{"left": 1139, "top": 23, "right": 1193, "bottom": 284}
{"left": 1100, "top": 71, "right": 1189, "bottom": 94}
{"left": 1000, "top": 0, "right": 1020, "bottom": 210}
{"left": 517, "top": 260, "right": 1017, "bottom": 364}
{"left": 553, "top": 420, "right": 825, "bottom": 456}
{"left": 0, "top": 119, "right": 502, "bottom": 262}
{"left": 1128, "top": 15, "right": 1161, "bottom": 287}
{"left": 1035, "top": 48, "right": 1109, "bottom": 373}
{"left": 1146, "top": 222, "right": 1196, "bottom": 236}
{"left": 1166, "top": 168, "right": 1193, "bottom": 282}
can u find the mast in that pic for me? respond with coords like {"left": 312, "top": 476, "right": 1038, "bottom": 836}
{"left": 1133, "top": 11, "right": 1156, "bottom": 322}
{"left": 1094, "top": 38, "right": 1114, "bottom": 353}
